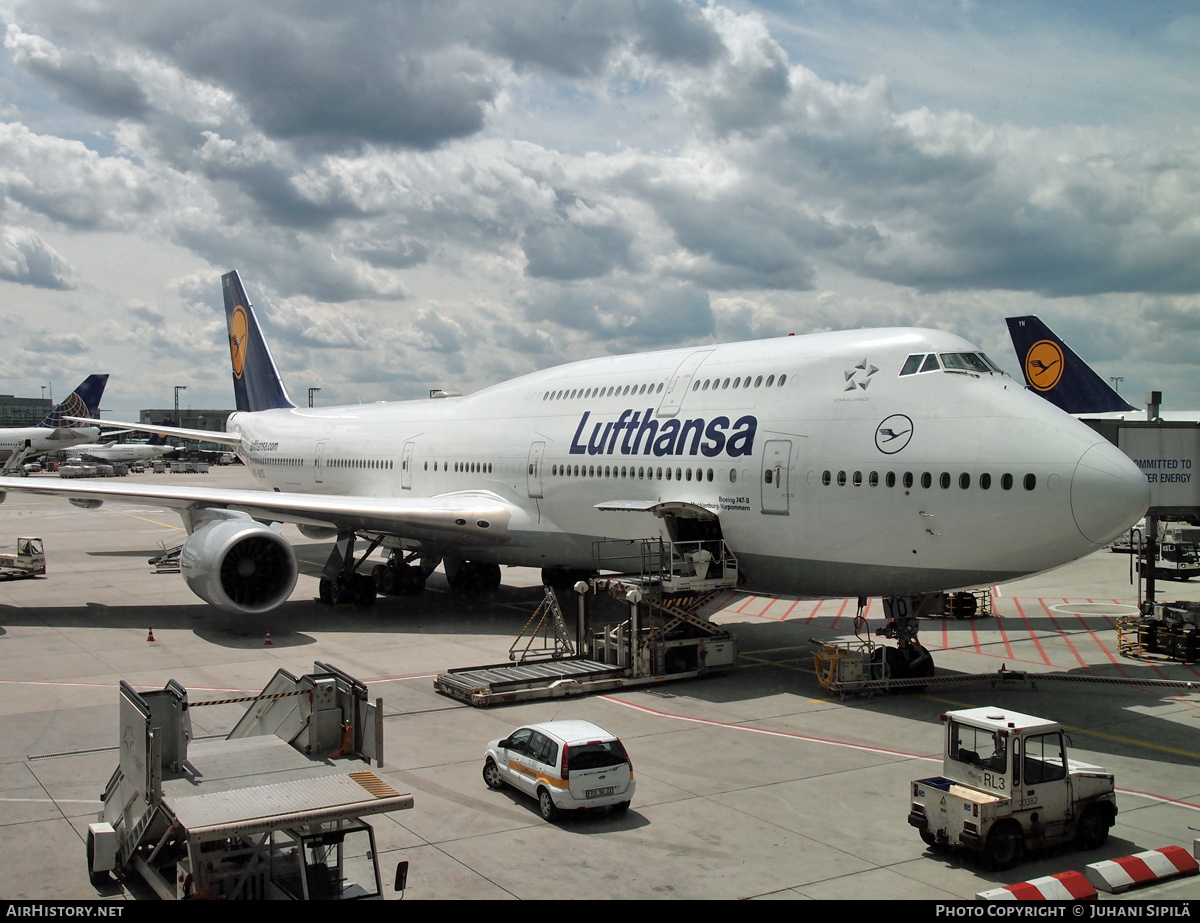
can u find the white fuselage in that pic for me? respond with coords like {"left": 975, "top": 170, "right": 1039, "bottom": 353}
{"left": 226, "top": 328, "right": 1148, "bottom": 597}
{"left": 71, "top": 443, "right": 175, "bottom": 463}
{"left": 0, "top": 426, "right": 101, "bottom": 461}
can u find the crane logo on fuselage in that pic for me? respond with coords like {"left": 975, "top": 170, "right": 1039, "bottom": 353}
{"left": 569, "top": 408, "right": 757, "bottom": 458}
{"left": 875, "top": 414, "right": 914, "bottom": 454}
{"left": 229, "top": 304, "right": 249, "bottom": 380}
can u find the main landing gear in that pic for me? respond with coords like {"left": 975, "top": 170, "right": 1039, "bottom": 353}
{"left": 318, "top": 532, "right": 408, "bottom": 609}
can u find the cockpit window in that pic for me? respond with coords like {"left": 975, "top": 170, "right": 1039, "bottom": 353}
{"left": 919, "top": 354, "right": 941, "bottom": 373}
{"left": 940, "top": 353, "right": 993, "bottom": 374}
{"left": 900, "top": 354, "right": 924, "bottom": 376}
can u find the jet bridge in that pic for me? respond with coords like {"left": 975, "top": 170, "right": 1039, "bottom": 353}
{"left": 87, "top": 662, "right": 411, "bottom": 900}
{"left": 434, "top": 538, "right": 739, "bottom": 706}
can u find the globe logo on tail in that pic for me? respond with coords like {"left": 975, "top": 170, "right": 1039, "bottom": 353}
{"left": 229, "top": 304, "right": 249, "bottom": 380}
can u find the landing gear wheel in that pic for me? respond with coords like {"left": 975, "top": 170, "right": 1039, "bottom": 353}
{"left": 372, "top": 564, "right": 387, "bottom": 589}
{"left": 353, "top": 573, "right": 376, "bottom": 608}
{"left": 319, "top": 577, "right": 333, "bottom": 604}
{"left": 870, "top": 646, "right": 909, "bottom": 681}
{"left": 538, "top": 788, "right": 560, "bottom": 821}
{"left": 907, "top": 643, "right": 935, "bottom": 679}
{"left": 984, "top": 821, "right": 1023, "bottom": 870}
{"left": 482, "top": 758, "right": 504, "bottom": 790}
{"left": 1076, "top": 805, "right": 1110, "bottom": 850}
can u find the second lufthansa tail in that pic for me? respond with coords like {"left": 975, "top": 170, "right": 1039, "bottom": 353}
{"left": 223, "top": 271, "right": 295, "bottom": 413}
{"left": 39, "top": 374, "right": 109, "bottom": 427}
{"left": 1005, "top": 315, "right": 1135, "bottom": 414}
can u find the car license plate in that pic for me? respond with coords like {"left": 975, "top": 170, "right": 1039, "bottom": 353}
{"left": 585, "top": 786, "right": 614, "bottom": 798}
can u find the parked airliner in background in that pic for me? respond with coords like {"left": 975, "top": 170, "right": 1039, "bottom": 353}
{"left": 0, "top": 273, "right": 1148, "bottom": 677}
{"left": 0, "top": 375, "right": 109, "bottom": 468}
{"left": 1008, "top": 316, "right": 1200, "bottom": 422}
{"left": 70, "top": 433, "right": 175, "bottom": 464}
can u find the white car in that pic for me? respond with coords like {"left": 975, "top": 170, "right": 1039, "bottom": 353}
{"left": 483, "top": 719, "right": 636, "bottom": 820}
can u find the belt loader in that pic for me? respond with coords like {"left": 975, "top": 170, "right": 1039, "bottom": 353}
{"left": 87, "top": 662, "right": 412, "bottom": 900}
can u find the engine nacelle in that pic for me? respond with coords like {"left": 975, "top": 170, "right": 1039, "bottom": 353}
{"left": 180, "top": 513, "right": 298, "bottom": 614}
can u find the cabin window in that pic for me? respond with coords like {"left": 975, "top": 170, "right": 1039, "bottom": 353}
{"left": 921, "top": 472, "right": 932, "bottom": 489}
{"left": 837, "top": 470, "right": 846, "bottom": 486}
{"left": 885, "top": 472, "right": 895, "bottom": 488}
{"left": 820, "top": 470, "right": 830, "bottom": 486}
{"left": 868, "top": 471, "right": 878, "bottom": 487}
{"left": 1024, "top": 473, "right": 1037, "bottom": 491}
{"left": 1001, "top": 473, "right": 1013, "bottom": 490}
{"left": 852, "top": 471, "right": 862, "bottom": 487}
{"left": 939, "top": 472, "right": 951, "bottom": 489}
{"left": 754, "top": 376, "right": 763, "bottom": 387}
{"left": 778, "top": 374, "right": 787, "bottom": 386}
{"left": 903, "top": 472, "right": 913, "bottom": 489}
{"left": 980, "top": 473, "right": 991, "bottom": 489}
{"left": 959, "top": 473, "right": 970, "bottom": 489}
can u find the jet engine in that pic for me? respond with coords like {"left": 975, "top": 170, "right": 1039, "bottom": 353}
{"left": 180, "top": 511, "right": 297, "bottom": 614}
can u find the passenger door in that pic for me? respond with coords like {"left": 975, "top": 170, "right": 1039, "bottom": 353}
{"left": 760, "top": 439, "right": 791, "bottom": 514}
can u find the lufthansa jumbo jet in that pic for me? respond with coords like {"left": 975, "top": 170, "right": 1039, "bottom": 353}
{"left": 0, "top": 272, "right": 1147, "bottom": 672}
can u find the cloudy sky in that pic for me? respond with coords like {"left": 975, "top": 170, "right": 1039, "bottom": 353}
{"left": 0, "top": 0, "right": 1197, "bottom": 420}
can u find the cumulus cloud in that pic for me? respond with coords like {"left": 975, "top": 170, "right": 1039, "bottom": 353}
{"left": 0, "top": 226, "right": 75, "bottom": 289}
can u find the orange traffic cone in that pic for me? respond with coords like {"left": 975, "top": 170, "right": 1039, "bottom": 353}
{"left": 146, "top": 626, "right": 155, "bottom": 642}
{"left": 264, "top": 630, "right": 273, "bottom": 647}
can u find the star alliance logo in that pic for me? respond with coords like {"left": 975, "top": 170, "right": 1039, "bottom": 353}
{"left": 844, "top": 358, "right": 879, "bottom": 391}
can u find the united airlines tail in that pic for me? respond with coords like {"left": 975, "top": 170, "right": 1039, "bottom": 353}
{"left": 1005, "top": 316, "right": 1135, "bottom": 414}
{"left": 222, "top": 271, "right": 295, "bottom": 412}
{"left": 39, "top": 374, "right": 109, "bottom": 427}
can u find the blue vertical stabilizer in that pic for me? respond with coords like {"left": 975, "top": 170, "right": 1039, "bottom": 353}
{"left": 1005, "top": 316, "right": 1135, "bottom": 414}
{"left": 223, "top": 271, "right": 295, "bottom": 412}
{"left": 40, "top": 374, "right": 108, "bottom": 427}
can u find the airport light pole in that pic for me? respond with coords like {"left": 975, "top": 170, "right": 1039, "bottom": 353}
{"left": 308, "top": 387, "right": 321, "bottom": 408}
{"left": 174, "top": 385, "right": 187, "bottom": 427}
{"left": 1110, "top": 376, "right": 1124, "bottom": 393}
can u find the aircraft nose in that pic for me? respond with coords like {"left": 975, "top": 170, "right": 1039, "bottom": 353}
{"left": 1071, "top": 441, "right": 1149, "bottom": 545}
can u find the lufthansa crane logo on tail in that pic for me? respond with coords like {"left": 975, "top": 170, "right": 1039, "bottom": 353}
{"left": 1024, "top": 339, "right": 1064, "bottom": 392}
{"left": 229, "top": 304, "right": 249, "bottom": 380}
{"left": 875, "top": 414, "right": 913, "bottom": 454}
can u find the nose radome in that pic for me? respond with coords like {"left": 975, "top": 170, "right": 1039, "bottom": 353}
{"left": 1071, "top": 441, "right": 1150, "bottom": 545}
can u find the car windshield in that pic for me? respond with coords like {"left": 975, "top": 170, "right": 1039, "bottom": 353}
{"left": 569, "top": 740, "right": 629, "bottom": 770}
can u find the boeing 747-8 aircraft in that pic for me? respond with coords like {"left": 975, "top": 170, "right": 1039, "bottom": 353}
{"left": 0, "top": 273, "right": 1147, "bottom": 674}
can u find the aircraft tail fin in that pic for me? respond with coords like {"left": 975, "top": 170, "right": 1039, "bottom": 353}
{"left": 148, "top": 432, "right": 169, "bottom": 446}
{"left": 222, "top": 271, "right": 295, "bottom": 413}
{"left": 40, "top": 374, "right": 109, "bottom": 427}
{"left": 1005, "top": 316, "right": 1135, "bottom": 414}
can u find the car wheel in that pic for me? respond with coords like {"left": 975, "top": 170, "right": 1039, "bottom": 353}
{"left": 482, "top": 758, "right": 504, "bottom": 790}
{"left": 538, "top": 788, "right": 560, "bottom": 821}
{"left": 984, "top": 821, "right": 1023, "bottom": 870}
{"left": 1076, "top": 804, "right": 1110, "bottom": 850}
{"left": 612, "top": 800, "right": 631, "bottom": 813}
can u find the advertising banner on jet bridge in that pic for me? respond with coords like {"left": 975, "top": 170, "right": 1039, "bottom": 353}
{"left": 1118, "top": 423, "right": 1200, "bottom": 510}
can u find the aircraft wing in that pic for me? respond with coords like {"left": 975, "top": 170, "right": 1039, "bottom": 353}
{"left": 0, "top": 477, "right": 513, "bottom": 546}
{"left": 66, "top": 416, "right": 243, "bottom": 447}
